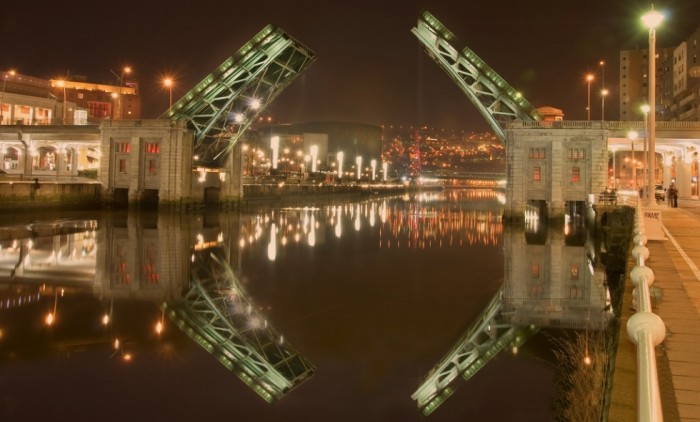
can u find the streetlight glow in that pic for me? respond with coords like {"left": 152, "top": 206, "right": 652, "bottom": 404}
{"left": 163, "top": 77, "right": 173, "bottom": 110}
{"left": 601, "top": 89, "right": 609, "bottom": 121}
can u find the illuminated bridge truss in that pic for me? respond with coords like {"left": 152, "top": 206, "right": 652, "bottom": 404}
{"left": 411, "top": 287, "right": 538, "bottom": 416}
{"left": 165, "top": 247, "right": 315, "bottom": 402}
{"left": 163, "top": 25, "right": 315, "bottom": 168}
{"left": 412, "top": 10, "right": 542, "bottom": 142}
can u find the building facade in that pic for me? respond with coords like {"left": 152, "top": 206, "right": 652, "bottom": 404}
{"left": 620, "top": 23, "right": 700, "bottom": 122}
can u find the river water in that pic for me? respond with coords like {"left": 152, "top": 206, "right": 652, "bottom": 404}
{"left": 0, "top": 189, "right": 616, "bottom": 421}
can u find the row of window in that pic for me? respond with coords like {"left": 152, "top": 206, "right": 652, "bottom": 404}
{"left": 115, "top": 142, "right": 160, "bottom": 154}
{"left": 532, "top": 166, "right": 580, "bottom": 182}
{"left": 118, "top": 158, "right": 158, "bottom": 174}
{"left": 528, "top": 148, "right": 586, "bottom": 160}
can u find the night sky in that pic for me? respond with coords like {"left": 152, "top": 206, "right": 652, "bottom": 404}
{"left": 3, "top": 0, "right": 700, "bottom": 132}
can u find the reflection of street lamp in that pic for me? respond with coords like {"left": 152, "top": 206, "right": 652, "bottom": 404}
{"left": 1, "top": 70, "right": 16, "bottom": 124}
{"left": 642, "top": 6, "right": 663, "bottom": 206}
{"left": 163, "top": 77, "right": 173, "bottom": 110}
{"left": 628, "top": 131, "right": 638, "bottom": 189}
{"left": 601, "top": 89, "right": 609, "bottom": 121}
{"left": 586, "top": 74, "right": 594, "bottom": 120}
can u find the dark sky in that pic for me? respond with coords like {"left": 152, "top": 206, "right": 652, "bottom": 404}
{"left": 3, "top": 0, "right": 700, "bottom": 132}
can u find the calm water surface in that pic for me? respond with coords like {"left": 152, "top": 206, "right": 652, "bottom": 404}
{"left": 0, "top": 189, "right": 613, "bottom": 421}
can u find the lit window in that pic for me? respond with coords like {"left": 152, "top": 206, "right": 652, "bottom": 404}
{"left": 571, "top": 167, "right": 580, "bottom": 183}
{"left": 533, "top": 166, "right": 541, "bottom": 181}
{"left": 148, "top": 159, "right": 156, "bottom": 174}
{"left": 116, "top": 143, "right": 130, "bottom": 153}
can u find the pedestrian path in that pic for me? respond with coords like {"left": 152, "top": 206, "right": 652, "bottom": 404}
{"left": 609, "top": 199, "right": 700, "bottom": 421}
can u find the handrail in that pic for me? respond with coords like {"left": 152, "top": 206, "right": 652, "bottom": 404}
{"left": 628, "top": 202, "right": 666, "bottom": 421}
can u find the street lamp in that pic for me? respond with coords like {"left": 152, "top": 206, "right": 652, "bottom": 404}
{"left": 642, "top": 6, "right": 663, "bottom": 206}
{"left": 586, "top": 74, "right": 594, "bottom": 120}
{"left": 628, "top": 130, "right": 638, "bottom": 190}
{"left": 337, "top": 151, "right": 344, "bottom": 181}
{"left": 641, "top": 104, "right": 650, "bottom": 200}
{"left": 118, "top": 66, "right": 131, "bottom": 119}
{"left": 163, "top": 77, "right": 173, "bottom": 110}
{"left": 1, "top": 70, "right": 16, "bottom": 125}
{"left": 310, "top": 145, "right": 318, "bottom": 173}
{"left": 56, "top": 79, "right": 67, "bottom": 123}
{"left": 601, "top": 89, "right": 609, "bottom": 121}
{"left": 271, "top": 136, "right": 280, "bottom": 170}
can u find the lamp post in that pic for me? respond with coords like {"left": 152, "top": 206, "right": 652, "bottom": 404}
{"left": 337, "top": 151, "right": 344, "bottom": 181}
{"left": 1, "top": 70, "right": 16, "bottom": 125}
{"left": 56, "top": 79, "right": 67, "bottom": 123}
{"left": 310, "top": 145, "right": 318, "bottom": 173}
{"left": 628, "top": 131, "right": 639, "bottom": 190}
{"left": 271, "top": 136, "right": 280, "bottom": 170}
{"left": 601, "top": 89, "right": 609, "bottom": 121}
{"left": 642, "top": 7, "right": 663, "bottom": 206}
{"left": 118, "top": 66, "right": 131, "bottom": 119}
{"left": 641, "top": 104, "right": 650, "bottom": 200}
{"left": 599, "top": 60, "right": 606, "bottom": 90}
{"left": 163, "top": 77, "right": 173, "bottom": 110}
{"left": 586, "top": 74, "right": 594, "bottom": 120}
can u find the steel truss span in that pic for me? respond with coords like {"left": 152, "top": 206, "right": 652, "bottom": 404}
{"left": 412, "top": 10, "right": 542, "bottom": 142}
{"left": 164, "top": 25, "right": 315, "bottom": 168}
{"left": 411, "top": 287, "right": 537, "bottom": 416}
{"left": 165, "top": 247, "right": 315, "bottom": 402}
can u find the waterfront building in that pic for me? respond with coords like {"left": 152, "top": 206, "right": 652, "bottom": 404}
{"left": 620, "top": 23, "right": 700, "bottom": 122}
{"left": 0, "top": 71, "right": 141, "bottom": 126}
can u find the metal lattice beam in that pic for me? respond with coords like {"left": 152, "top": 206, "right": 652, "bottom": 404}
{"left": 163, "top": 25, "right": 315, "bottom": 168}
{"left": 412, "top": 10, "right": 541, "bottom": 142}
{"left": 411, "top": 287, "right": 538, "bottom": 416}
{"left": 165, "top": 246, "right": 315, "bottom": 402}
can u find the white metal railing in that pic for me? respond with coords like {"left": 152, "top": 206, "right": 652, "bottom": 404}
{"left": 627, "top": 202, "right": 666, "bottom": 421}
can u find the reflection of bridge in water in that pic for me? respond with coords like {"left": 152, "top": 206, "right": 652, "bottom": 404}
{"left": 0, "top": 214, "right": 315, "bottom": 402}
{"left": 168, "top": 245, "right": 315, "bottom": 402}
{"left": 411, "top": 220, "right": 613, "bottom": 415}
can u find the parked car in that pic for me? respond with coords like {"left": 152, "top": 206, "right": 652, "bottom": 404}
{"left": 655, "top": 184, "right": 665, "bottom": 201}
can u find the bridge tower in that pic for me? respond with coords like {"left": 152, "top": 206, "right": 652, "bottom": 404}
{"left": 413, "top": 11, "right": 610, "bottom": 221}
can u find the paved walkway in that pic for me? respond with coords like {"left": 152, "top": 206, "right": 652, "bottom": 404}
{"left": 610, "top": 199, "right": 700, "bottom": 421}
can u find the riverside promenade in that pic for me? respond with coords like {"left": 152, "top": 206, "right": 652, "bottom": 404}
{"left": 609, "top": 199, "right": 700, "bottom": 421}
